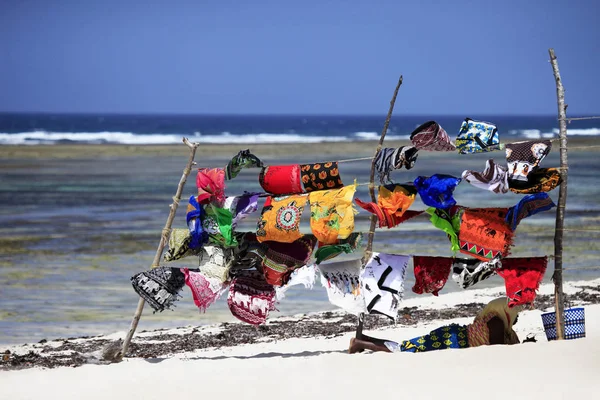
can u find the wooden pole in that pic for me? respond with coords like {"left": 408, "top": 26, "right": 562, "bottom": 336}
{"left": 549, "top": 48, "right": 568, "bottom": 340}
{"left": 356, "top": 75, "right": 403, "bottom": 339}
{"left": 117, "top": 137, "right": 200, "bottom": 360}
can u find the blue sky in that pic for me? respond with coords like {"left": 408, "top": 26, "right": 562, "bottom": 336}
{"left": 1, "top": 0, "right": 598, "bottom": 115}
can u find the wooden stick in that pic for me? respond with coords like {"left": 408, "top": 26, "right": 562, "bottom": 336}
{"left": 355, "top": 75, "right": 403, "bottom": 339}
{"left": 549, "top": 48, "right": 568, "bottom": 340}
{"left": 118, "top": 137, "right": 200, "bottom": 360}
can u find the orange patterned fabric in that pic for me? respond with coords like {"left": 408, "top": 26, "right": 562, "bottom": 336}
{"left": 458, "top": 208, "right": 514, "bottom": 261}
{"left": 308, "top": 184, "right": 357, "bottom": 245}
{"left": 355, "top": 184, "right": 419, "bottom": 228}
{"left": 300, "top": 162, "right": 343, "bottom": 192}
{"left": 256, "top": 195, "right": 308, "bottom": 243}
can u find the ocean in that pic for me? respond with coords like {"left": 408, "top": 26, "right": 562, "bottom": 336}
{"left": 0, "top": 113, "right": 599, "bottom": 346}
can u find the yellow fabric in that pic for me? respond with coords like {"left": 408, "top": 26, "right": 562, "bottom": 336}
{"left": 308, "top": 184, "right": 357, "bottom": 244}
{"left": 469, "top": 297, "right": 523, "bottom": 346}
{"left": 378, "top": 184, "right": 416, "bottom": 219}
{"left": 257, "top": 194, "right": 308, "bottom": 243}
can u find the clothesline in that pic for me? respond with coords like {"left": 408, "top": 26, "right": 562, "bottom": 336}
{"left": 563, "top": 265, "right": 600, "bottom": 271}
{"left": 560, "top": 116, "right": 600, "bottom": 122}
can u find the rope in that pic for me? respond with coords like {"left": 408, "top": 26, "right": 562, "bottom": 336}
{"left": 563, "top": 265, "right": 600, "bottom": 271}
{"left": 557, "top": 228, "right": 600, "bottom": 233}
{"left": 560, "top": 116, "right": 600, "bottom": 122}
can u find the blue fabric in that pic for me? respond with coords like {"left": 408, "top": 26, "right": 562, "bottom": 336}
{"left": 186, "top": 195, "right": 208, "bottom": 249}
{"left": 414, "top": 174, "right": 461, "bottom": 209}
{"left": 505, "top": 193, "right": 555, "bottom": 230}
{"left": 400, "top": 323, "right": 469, "bottom": 352}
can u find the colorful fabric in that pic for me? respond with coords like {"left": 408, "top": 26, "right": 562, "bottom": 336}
{"left": 308, "top": 184, "right": 357, "bottom": 244}
{"left": 224, "top": 193, "right": 260, "bottom": 229}
{"left": 261, "top": 235, "right": 317, "bottom": 286}
{"left": 318, "top": 259, "right": 366, "bottom": 315}
{"left": 355, "top": 184, "right": 420, "bottom": 228}
{"left": 230, "top": 232, "right": 268, "bottom": 273}
{"left": 130, "top": 266, "right": 186, "bottom": 313}
{"left": 506, "top": 140, "right": 552, "bottom": 183}
{"left": 461, "top": 159, "right": 510, "bottom": 194}
{"left": 164, "top": 228, "right": 201, "bottom": 262}
{"left": 509, "top": 168, "right": 562, "bottom": 194}
{"left": 459, "top": 208, "right": 514, "bottom": 261}
{"left": 412, "top": 256, "right": 452, "bottom": 296}
{"left": 361, "top": 252, "right": 409, "bottom": 321}
{"left": 227, "top": 269, "right": 276, "bottom": 325}
{"left": 410, "top": 120, "right": 456, "bottom": 152}
{"left": 505, "top": 193, "right": 556, "bottom": 230}
{"left": 414, "top": 174, "right": 461, "bottom": 209}
{"left": 455, "top": 118, "right": 500, "bottom": 154}
{"left": 183, "top": 268, "right": 228, "bottom": 312}
{"left": 259, "top": 164, "right": 303, "bottom": 195}
{"left": 225, "top": 149, "right": 264, "bottom": 180}
{"left": 256, "top": 195, "right": 308, "bottom": 243}
{"left": 400, "top": 324, "right": 469, "bottom": 352}
{"left": 451, "top": 258, "right": 500, "bottom": 289}
{"left": 275, "top": 264, "right": 317, "bottom": 301}
{"left": 203, "top": 204, "right": 237, "bottom": 247}
{"left": 314, "top": 232, "right": 363, "bottom": 264}
{"left": 198, "top": 245, "right": 233, "bottom": 282}
{"left": 186, "top": 195, "right": 208, "bottom": 249}
{"left": 196, "top": 168, "right": 226, "bottom": 207}
{"left": 425, "top": 206, "right": 463, "bottom": 253}
{"left": 468, "top": 297, "right": 523, "bottom": 346}
{"left": 497, "top": 257, "right": 548, "bottom": 307}
{"left": 300, "top": 162, "right": 344, "bottom": 192}
{"left": 374, "top": 146, "right": 419, "bottom": 184}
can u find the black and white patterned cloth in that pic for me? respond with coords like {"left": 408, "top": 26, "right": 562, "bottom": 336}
{"left": 374, "top": 146, "right": 419, "bottom": 184}
{"left": 131, "top": 266, "right": 186, "bottom": 312}
{"left": 451, "top": 258, "right": 500, "bottom": 289}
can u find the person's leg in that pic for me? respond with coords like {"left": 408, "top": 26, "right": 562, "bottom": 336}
{"left": 348, "top": 337, "right": 393, "bottom": 354}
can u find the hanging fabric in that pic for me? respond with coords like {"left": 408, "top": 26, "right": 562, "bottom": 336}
{"left": 230, "top": 232, "right": 268, "bottom": 274}
{"left": 186, "top": 195, "right": 208, "bottom": 249}
{"left": 130, "top": 266, "right": 186, "bottom": 313}
{"left": 256, "top": 194, "right": 308, "bottom": 243}
{"left": 225, "top": 149, "right": 264, "bottom": 180}
{"left": 412, "top": 256, "right": 452, "bottom": 296}
{"left": 373, "top": 146, "right": 419, "bottom": 184}
{"left": 308, "top": 184, "right": 357, "bottom": 245}
{"left": 198, "top": 245, "right": 234, "bottom": 282}
{"left": 224, "top": 192, "right": 260, "bottom": 229}
{"left": 196, "top": 168, "right": 226, "bottom": 207}
{"left": 318, "top": 259, "right": 366, "bottom": 315}
{"left": 275, "top": 264, "right": 318, "bottom": 301}
{"left": 505, "top": 193, "right": 556, "bottom": 230}
{"left": 455, "top": 118, "right": 500, "bottom": 154}
{"left": 509, "top": 167, "right": 562, "bottom": 194}
{"left": 458, "top": 208, "right": 514, "bottom": 261}
{"left": 182, "top": 268, "right": 229, "bottom": 313}
{"left": 496, "top": 257, "right": 548, "bottom": 307}
{"left": 505, "top": 140, "right": 552, "bottom": 183}
{"left": 361, "top": 252, "right": 410, "bottom": 321}
{"left": 300, "top": 161, "right": 344, "bottom": 192}
{"left": 163, "top": 228, "right": 201, "bottom": 262}
{"left": 203, "top": 204, "right": 237, "bottom": 247}
{"left": 451, "top": 258, "right": 500, "bottom": 289}
{"left": 227, "top": 269, "right": 277, "bottom": 325}
{"left": 414, "top": 174, "right": 461, "bottom": 209}
{"left": 410, "top": 120, "right": 456, "bottom": 152}
{"left": 261, "top": 235, "right": 317, "bottom": 286}
{"left": 314, "top": 232, "right": 363, "bottom": 264}
{"left": 259, "top": 164, "right": 303, "bottom": 195}
{"left": 355, "top": 183, "right": 420, "bottom": 228}
{"left": 461, "top": 159, "right": 510, "bottom": 194}
{"left": 425, "top": 206, "right": 463, "bottom": 253}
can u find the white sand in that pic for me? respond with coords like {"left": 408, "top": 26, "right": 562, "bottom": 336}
{"left": 2, "top": 279, "right": 600, "bottom": 400}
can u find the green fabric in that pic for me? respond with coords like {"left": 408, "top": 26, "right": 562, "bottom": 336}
{"left": 225, "top": 150, "right": 264, "bottom": 180}
{"left": 205, "top": 205, "right": 237, "bottom": 247}
{"left": 314, "top": 232, "right": 363, "bottom": 264}
{"left": 426, "top": 207, "right": 460, "bottom": 253}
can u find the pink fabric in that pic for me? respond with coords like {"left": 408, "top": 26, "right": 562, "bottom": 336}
{"left": 196, "top": 168, "right": 226, "bottom": 207}
{"left": 410, "top": 121, "right": 456, "bottom": 152}
{"left": 183, "top": 268, "right": 226, "bottom": 312}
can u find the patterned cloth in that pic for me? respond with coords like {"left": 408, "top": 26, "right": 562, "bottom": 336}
{"left": 300, "top": 162, "right": 344, "bottom": 192}
{"left": 230, "top": 232, "right": 268, "bottom": 273}
{"left": 198, "top": 245, "right": 233, "bottom": 282}
{"left": 451, "top": 258, "right": 500, "bottom": 289}
{"left": 468, "top": 297, "right": 523, "bottom": 346}
{"left": 505, "top": 193, "right": 556, "bottom": 230}
{"left": 399, "top": 324, "right": 469, "bottom": 352}
{"left": 308, "top": 184, "right": 357, "bottom": 244}
{"left": 225, "top": 149, "right": 264, "bottom": 180}
{"left": 261, "top": 235, "right": 317, "bottom": 286}
{"left": 361, "top": 252, "right": 409, "bottom": 321}
{"left": 509, "top": 168, "right": 562, "bottom": 194}
{"left": 131, "top": 266, "right": 186, "bottom": 313}
{"left": 410, "top": 120, "right": 456, "bottom": 152}
{"left": 461, "top": 159, "right": 509, "bottom": 194}
{"left": 227, "top": 269, "right": 277, "bottom": 325}
{"left": 203, "top": 204, "right": 237, "bottom": 247}
{"left": 459, "top": 208, "right": 514, "bottom": 261}
{"left": 275, "top": 264, "right": 317, "bottom": 301}
{"left": 425, "top": 206, "right": 463, "bottom": 253}
{"left": 224, "top": 193, "right": 260, "bottom": 229}
{"left": 506, "top": 140, "right": 552, "bottom": 183}
{"left": 412, "top": 256, "right": 452, "bottom": 296}
{"left": 318, "top": 259, "right": 366, "bottom": 315}
{"left": 497, "top": 257, "right": 548, "bottom": 307}
{"left": 163, "top": 228, "right": 201, "bottom": 262}
{"left": 314, "top": 232, "right": 363, "bottom": 264}
{"left": 355, "top": 184, "right": 420, "bottom": 228}
{"left": 259, "top": 164, "right": 303, "bottom": 195}
{"left": 183, "top": 268, "right": 228, "bottom": 312}
{"left": 256, "top": 195, "right": 308, "bottom": 243}
{"left": 196, "top": 168, "right": 226, "bottom": 207}
{"left": 186, "top": 195, "right": 208, "bottom": 249}
{"left": 373, "top": 146, "right": 419, "bottom": 184}
{"left": 455, "top": 118, "right": 500, "bottom": 154}
{"left": 414, "top": 174, "right": 461, "bottom": 209}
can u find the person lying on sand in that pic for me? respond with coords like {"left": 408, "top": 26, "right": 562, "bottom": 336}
{"left": 349, "top": 297, "right": 531, "bottom": 354}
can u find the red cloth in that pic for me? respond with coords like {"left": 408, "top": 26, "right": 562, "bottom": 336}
{"left": 497, "top": 257, "right": 548, "bottom": 307}
{"left": 259, "top": 165, "right": 303, "bottom": 195}
{"left": 412, "top": 256, "right": 452, "bottom": 296}
{"left": 196, "top": 168, "right": 226, "bottom": 206}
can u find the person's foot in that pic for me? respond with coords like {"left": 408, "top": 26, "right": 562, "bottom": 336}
{"left": 348, "top": 337, "right": 364, "bottom": 354}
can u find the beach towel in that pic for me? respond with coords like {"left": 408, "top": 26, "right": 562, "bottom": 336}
{"left": 227, "top": 269, "right": 276, "bottom": 325}
{"left": 425, "top": 206, "right": 463, "bottom": 253}
{"left": 196, "top": 168, "right": 226, "bottom": 207}
{"left": 183, "top": 268, "right": 229, "bottom": 312}
{"left": 130, "top": 266, "right": 186, "bottom": 313}
{"left": 509, "top": 167, "right": 562, "bottom": 194}
{"left": 451, "top": 258, "right": 500, "bottom": 289}
{"left": 308, "top": 184, "right": 357, "bottom": 244}
{"left": 354, "top": 183, "right": 420, "bottom": 228}
{"left": 256, "top": 194, "right": 308, "bottom": 243}
{"left": 163, "top": 228, "right": 202, "bottom": 262}
{"left": 505, "top": 193, "right": 556, "bottom": 230}
{"left": 225, "top": 149, "right": 263, "bottom": 180}
{"left": 223, "top": 192, "right": 260, "bottom": 229}
{"left": 455, "top": 118, "right": 500, "bottom": 154}
{"left": 275, "top": 264, "right": 317, "bottom": 301}
{"left": 373, "top": 146, "right": 419, "bottom": 184}
{"left": 314, "top": 232, "right": 363, "bottom": 264}
{"left": 414, "top": 174, "right": 461, "bottom": 209}
{"left": 497, "top": 257, "right": 548, "bottom": 307}
{"left": 318, "top": 259, "right": 366, "bottom": 315}
{"left": 398, "top": 323, "right": 469, "bottom": 352}
{"left": 412, "top": 256, "right": 452, "bottom": 296}
{"left": 259, "top": 164, "right": 303, "bottom": 195}
{"left": 261, "top": 235, "right": 317, "bottom": 286}
{"left": 461, "top": 159, "right": 510, "bottom": 194}
{"left": 186, "top": 195, "right": 208, "bottom": 249}
{"left": 410, "top": 120, "right": 456, "bottom": 152}
{"left": 361, "top": 252, "right": 409, "bottom": 321}
{"left": 506, "top": 140, "right": 552, "bottom": 183}
{"left": 459, "top": 208, "right": 514, "bottom": 261}
{"left": 300, "top": 161, "right": 344, "bottom": 192}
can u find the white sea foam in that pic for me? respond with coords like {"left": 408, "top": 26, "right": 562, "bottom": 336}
{"left": 561, "top": 128, "right": 600, "bottom": 136}
{"left": 352, "top": 131, "right": 410, "bottom": 141}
